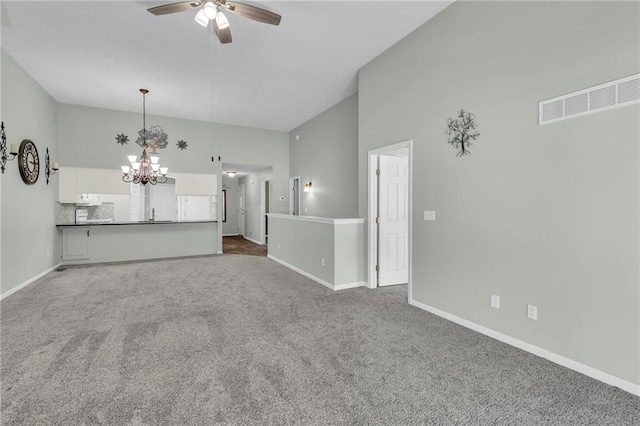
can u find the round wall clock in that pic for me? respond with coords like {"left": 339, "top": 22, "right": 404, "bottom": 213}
{"left": 18, "top": 139, "right": 40, "bottom": 185}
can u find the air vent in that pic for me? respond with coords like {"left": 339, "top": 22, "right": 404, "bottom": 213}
{"left": 539, "top": 73, "right": 640, "bottom": 125}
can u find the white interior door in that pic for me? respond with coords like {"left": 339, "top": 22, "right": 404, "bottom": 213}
{"left": 238, "top": 183, "right": 246, "bottom": 236}
{"left": 378, "top": 155, "right": 409, "bottom": 286}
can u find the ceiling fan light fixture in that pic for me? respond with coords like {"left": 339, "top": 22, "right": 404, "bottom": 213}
{"left": 216, "top": 11, "right": 230, "bottom": 29}
{"left": 194, "top": 9, "right": 209, "bottom": 27}
{"left": 203, "top": 1, "right": 217, "bottom": 19}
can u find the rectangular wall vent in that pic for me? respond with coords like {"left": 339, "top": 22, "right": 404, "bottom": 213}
{"left": 539, "top": 73, "right": 639, "bottom": 125}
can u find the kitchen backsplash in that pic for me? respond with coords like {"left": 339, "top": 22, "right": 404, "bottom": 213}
{"left": 56, "top": 202, "right": 115, "bottom": 224}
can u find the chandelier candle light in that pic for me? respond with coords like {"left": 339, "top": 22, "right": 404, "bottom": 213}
{"left": 122, "top": 89, "right": 169, "bottom": 185}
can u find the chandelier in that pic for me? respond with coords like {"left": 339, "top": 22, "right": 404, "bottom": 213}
{"left": 121, "top": 89, "right": 168, "bottom": 185}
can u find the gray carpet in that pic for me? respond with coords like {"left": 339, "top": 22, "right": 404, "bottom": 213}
{"left": 1, "top": 255, "right": 638, "bottom": 425}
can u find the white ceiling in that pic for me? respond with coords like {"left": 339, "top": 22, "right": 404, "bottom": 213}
{"left": 1, "top": 0, "right": 452, "bottom": 132}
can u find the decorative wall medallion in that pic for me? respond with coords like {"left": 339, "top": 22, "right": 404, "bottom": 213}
{"left": 136, "top": 125, "right": 168, "bottom": 153}
{"left": 115, "top": 133, "right": 129, "bottom": 145}
{"left": 446, "top": 109, "right": 480, "bottom": 157}
{"left": 18, "top": 139, "right": 40, "bottom": 185}
{"left": 177, "top": 140, "right": 188, "bottom": 150}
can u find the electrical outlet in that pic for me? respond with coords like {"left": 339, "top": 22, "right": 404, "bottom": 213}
{"left": 527, "top": 304, "right": 538, "bottom": 320}
{"left": 321, "top": 258, "right": 325, "bottom": 266}
{"left": 277, "top": 243, "right": 280, "bottom": 249}
{"left": 490, "top": 294, "right": 500, "bottom": 309}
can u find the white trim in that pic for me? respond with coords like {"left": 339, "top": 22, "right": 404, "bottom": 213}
{"left": 243, "top": 236, "right": 263, "bottom": 245}
{"left": 289, "top": 176, "right": 301, "bottom": 216}
{"left": 409, "top": 298, "right": 640, "bottom": 397}
{"left": 334, "top": 281, "right": 366, "bottom": 291}
{"left": 268, "top": 254, "right": 334, "bottom": 290}
{"left": 268, "top": 213, "right": 364, "bottom": 225}
{"left": 367, "top": 140, "right": 413, "bottom": 295}
{"left": 0, "top": 263, "right": 61, "bottom": 301}
{"left": 267, "top": 254, "right": 365, "bottom": 292}
{"left": 260, "top": 178, "right": 270, "bottom": 245}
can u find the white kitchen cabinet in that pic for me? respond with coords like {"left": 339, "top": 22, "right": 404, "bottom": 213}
{"left": 58, "top": 167, "right": 130, "bottom": 203}
{"left": 77, "top": 168, "right": 130, "bottom": 194}
{"left": 61, "top": 227, "right": 90, "bottom": 261}
{"left": 76, "top": 193, "right": 103, "bottom": 206}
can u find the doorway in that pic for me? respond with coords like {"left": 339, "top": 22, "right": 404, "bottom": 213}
{"left": 289, "top": 176, "right": 300, "bottom": 215}
{"left": 238, "top": 183, "right": 246, "bottom": 236}
{"left": 260, "top": 179, "right": 270, "bottom": 244}
{"left": 368, "top": 141, "right": 413, "bottom": 295}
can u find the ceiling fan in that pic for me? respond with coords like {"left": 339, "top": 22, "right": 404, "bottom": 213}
{"left": 147, "top": 0, "right": 281, "bottom": 44}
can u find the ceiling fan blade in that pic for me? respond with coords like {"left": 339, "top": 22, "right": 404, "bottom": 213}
{"left": 225, "top": 1, "right": 281, "bottom": 26}
{"left": 213, "top": 20, "right": 233, "bottom": 44}
{"left": 147, "top": 1, "right": 201, "bottom": 16}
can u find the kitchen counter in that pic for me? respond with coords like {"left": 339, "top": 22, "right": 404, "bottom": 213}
{"left": 58, "top": 220, "right": 219, "bottom": 264}
{"left": 56, "top": 220, "right": 217, "bottom": 227}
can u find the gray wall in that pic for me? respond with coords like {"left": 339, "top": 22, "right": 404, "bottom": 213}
{"left": 289, "top": 94, "right": 359, "bottom": 218}
{"left": 57, "top": 104, "right": 289, "bottom": 212}
{"left": 57, "top": 103, "right": 289, "bottom": 254}
{"left": 268, "top": 217, "right": 335, "bottom": 284}
{"left": 1, "top": 51, "right": 60, "bottom": 295}
{"left": 358, "top": 2, "right": 639, "bottom": 384}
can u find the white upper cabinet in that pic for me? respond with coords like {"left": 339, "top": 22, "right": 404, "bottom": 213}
{"left": 58, "top": 167, "right": 217, "bottom": 201}
{"left": 77, "top": 168, "right": 130, "bottom": 194}
{"left": 59, "top": 167, "right": 130, "bottom": 202}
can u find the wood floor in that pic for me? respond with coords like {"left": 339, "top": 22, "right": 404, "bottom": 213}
{"left": 223, "top": 235, "right": 267, "bottom": 257}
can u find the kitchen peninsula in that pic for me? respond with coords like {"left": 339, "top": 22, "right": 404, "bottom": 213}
{"left": 57, "top": 220, "right": 218, "bottom": 265}
{"left": 56, "top": 167, "right": 220, "bottom": 265}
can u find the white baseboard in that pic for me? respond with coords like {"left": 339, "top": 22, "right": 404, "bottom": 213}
{"left": 267, "top": 254, "right": 336, "bottom": 291}
{"left": 243, "top": 236, "right": 263, "bottom": 245}
{"left": 0, "top": 263, "right": 61, "bottom": 301}
{"left": 268, "top": 254, "right": 365, "bottom": 292}
{"left": 409, "top": 298, "right": 640, "bottom": 397}
{"left": 223, "top": 233, "right": 240, "bottom": 237}
{"left": 334, "top": 281, "right": 366, "bottom": 291}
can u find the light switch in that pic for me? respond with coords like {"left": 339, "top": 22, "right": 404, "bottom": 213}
{"left": 424, "top": 211, "right": 436, "bottom": 221}
{"left": 491, "top": 294, "right": 500, "bottom": 309}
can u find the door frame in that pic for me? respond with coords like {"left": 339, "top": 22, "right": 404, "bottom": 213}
{"left": 238, "top": 183, "right": 245, "bottom": 236}
{"left": 260, "top": 178, "right": 270, "bottom": 245}
{"left": 367, "top": 140, "right": 413, "bottom": 299}
{"left": 289, "top": 176, "right": 300, "bottom": 215}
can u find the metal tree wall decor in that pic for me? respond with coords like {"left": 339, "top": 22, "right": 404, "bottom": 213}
{"left": 446, "top": 109, "right": 480, "bottom": 157}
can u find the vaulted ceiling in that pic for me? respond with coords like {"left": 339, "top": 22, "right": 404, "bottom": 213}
{"left": 1, "top": 1, "right": 452, "bottom": 131}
